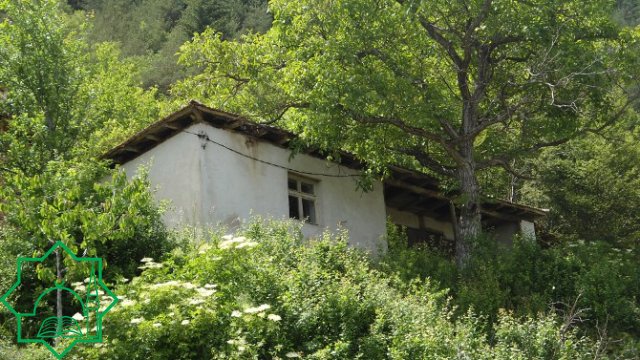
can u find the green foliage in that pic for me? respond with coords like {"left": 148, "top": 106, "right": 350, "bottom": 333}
{"left": 380, "top": 229, "right": 640, "bottom": 357}
{"left": 522, "top": 128, "right": 640, "bottom": 248}
{"left": 0, "top": 160, "right": 171, "bottom": 341}
{"left": 0, "top": 161, "right": 170, "bottom": 281}
{"left": 68, "top": 220, "right": 601, "bottom": 359}
{"left": 174, "top": 0, "right": 636, "bottom": 179}
{"left": 174, "top": 0, "right": 640, "bottom": 264}
{"left": 0, "top": 0, "right": 163, "bottom": 173}
{"left": 0, "top": 338, "right": 51, "bottom": 360}
{"left": 0, "top": 0, "right": 89, "bottom": 172}
{"left": 81, "top": 0, "right": 271, "bottom": 90}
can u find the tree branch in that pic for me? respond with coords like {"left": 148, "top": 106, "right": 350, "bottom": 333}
{"left": 477, "top": 156, "right": 534, "bottom": 180}
{"left": 392, "top": 146, "right": 457, "bottom": 176}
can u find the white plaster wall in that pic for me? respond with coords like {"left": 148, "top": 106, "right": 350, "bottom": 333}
{"left": 196, "top": 123, "right": 388, "bottom": 255}
{"left": 520, "top": 220, "right": 536, "bottom": 240}
{"left": 120, "top": 131, "right": 203, "bottom": 228}
{"left": 493, "top": 222, "right": 520, "bottom": 246}
{"left": 123, "top": 123, "right": 388, "bottom": 255}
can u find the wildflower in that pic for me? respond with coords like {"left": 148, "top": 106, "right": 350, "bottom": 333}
{"left": 150, "top": 280, "right": 181, "bottom": 289}
{"left": 120, "top": 299, "right": 136, "bottom": 307}
{"left": 138, "top": 262, "right": 163, "bottom": 270}
{"left": 244, "top": 304, "right": 271, "bottom": 314}
{"left": 198, "top": 243, "right": 212, "bottom": 254}
{"left": 286, "top": 352, "right": 301, "bottom": 358}
{"left": 182, "top": 282, "right": 197, "bottom": 290}
{"left": 140, "top": 257, "right": 154, "bottom": 263}
{"left": 235, "top": 241, "right": 258, "bottom": 249}
{"left": 267, "top": 314, "right": 281, "bottom": 322}
{"left": 181, "top": 319, "right": 190, "bottom": 326}
{"left": 219, "top": 236, "right": 249, "bottom": 249}
{"left": 231, "top": 310, "right": 242, "bottom": 318}
{"left": 196, "top": 288, "right": 216, "bottom": 297}
{"left": 188, "top": 298, "right": 205, "bottom": 306}
{"left": 130, "top": 317, "right": 144, "bottom": 324}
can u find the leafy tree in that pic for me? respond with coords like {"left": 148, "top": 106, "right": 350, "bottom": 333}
{"left": 521, "top": 123, "right": 640, "bottom": 248}
{"left": 0, "top": 0, "right": 168, "bottom": 344}
{"left": 0, "top": 0, "right": 89, "bottom": 173}
{"left": 175, "top": 0, "right": 640, "bottom": 266}
{"left": 616, "top": 0, "right": 640, "bottom": 25}
{"left": 0, "top": 161, "right": 170, "bottom": 341}
{"left": 0, "top": 0, "right": 162, "bottom": 173}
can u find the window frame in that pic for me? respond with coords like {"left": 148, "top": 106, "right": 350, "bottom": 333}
{"left": 287, "top": 174, "right": 318, "bottom": 225}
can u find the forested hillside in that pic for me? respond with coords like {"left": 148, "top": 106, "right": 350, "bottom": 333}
{"left": 67, "top": 0, "right": 271, "bottom": 90}
{"left": 0, "top": 0, "right": 639, "bottom": 358}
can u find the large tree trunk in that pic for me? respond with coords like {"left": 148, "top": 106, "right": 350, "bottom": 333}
{"left": 455, "top": 140, "right": 482, "bottom": 268}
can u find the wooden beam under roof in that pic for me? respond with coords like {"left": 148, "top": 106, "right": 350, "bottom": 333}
{"left": 144, "top": 134, "right": 162, "bottom": 142}
{"left": 162, "top": 123, "right": 181, "bottom": 130}
{"left": 385, "top": 179, "right": 447, "bottom": 200}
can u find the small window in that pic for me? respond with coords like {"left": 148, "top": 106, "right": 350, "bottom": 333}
{"left": 288, "top": 175, "right": 317, "bottom": 224}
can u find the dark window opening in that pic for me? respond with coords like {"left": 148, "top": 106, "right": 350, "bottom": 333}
{"left": 288, "top": 175, "right": 317, "bottom": 224}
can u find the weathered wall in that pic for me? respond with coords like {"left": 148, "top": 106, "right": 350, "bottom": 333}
{"left": 123, "top": 123, "right": 388, "bottom": 255}
{"left": 121, "top": 130, "right": 204, "bottom": 227}
{"left": 386, "top": 206, "right": 536, "bottom": 244}
{"left": 385, "top": 207, "right": 455, "bottom": 240}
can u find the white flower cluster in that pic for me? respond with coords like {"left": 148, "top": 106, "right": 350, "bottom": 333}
{"left": 117, "top": 295, "right": 135, "bottom": 308}
{"left": 230, "top": 304, "right": 282, "bottom": 322}
{"left": 138, "top": 257, "right": 164, "bottom": 270}
{"left": 243, "top": 304, "right": 271, "bottom": 314}
{"left": 130, "top": 317, "right": 144, "bottom": 324}
{"left": 226, "top": 337, "right": 247, "bottom": 352}
{"left": 71, "top": 281, "right": 85, "bottom": 292}
{"left": 125, "top": 280, "right": 218, "bottom": 327}
{"left": 219, "top": 235, "right": 258, "bottom": 250}
{"left": 198, "top": 243, "right": 212, "bottom": 254}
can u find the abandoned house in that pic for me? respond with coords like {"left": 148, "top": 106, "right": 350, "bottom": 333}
{"left": 104, "top": 101, "right": 545, "bottom": 255}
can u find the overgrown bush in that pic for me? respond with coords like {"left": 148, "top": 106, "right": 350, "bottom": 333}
{"left": 380, "top": 226, "right": 640, "bottom": 357}
{"left": 69, "top": 220, "right": 600, "bottom": 359}
{"left": 0, "top": 161, "right": 173, "bottom": 341}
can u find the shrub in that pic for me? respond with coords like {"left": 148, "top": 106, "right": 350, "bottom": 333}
{"left": 379, "top": 227, "right": 640, "bottom": 357}
{"left": 70, "top": 220, "right": 600, "bottom": 359}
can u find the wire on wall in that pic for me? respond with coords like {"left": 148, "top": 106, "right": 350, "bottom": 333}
{"left": 183, "top": 130, "right": 362, "bottom": 178}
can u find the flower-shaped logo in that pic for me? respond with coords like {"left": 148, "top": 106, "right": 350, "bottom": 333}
{"left": 0, "top": 241, "right": 118, "bottom": 359}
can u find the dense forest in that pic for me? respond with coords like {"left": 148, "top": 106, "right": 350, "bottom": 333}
{"left": 0, "top": 0, "right": 639, "bottom": 358}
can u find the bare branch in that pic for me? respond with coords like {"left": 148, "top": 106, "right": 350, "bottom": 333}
{"left": 262, "top": 102, "right": 310, "bottom": 125}
{"left": 392, "top": 146, "right": 457, "bottom": 176}
{"left": 477, "top": 156, "right": 534, "bottom": 180}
